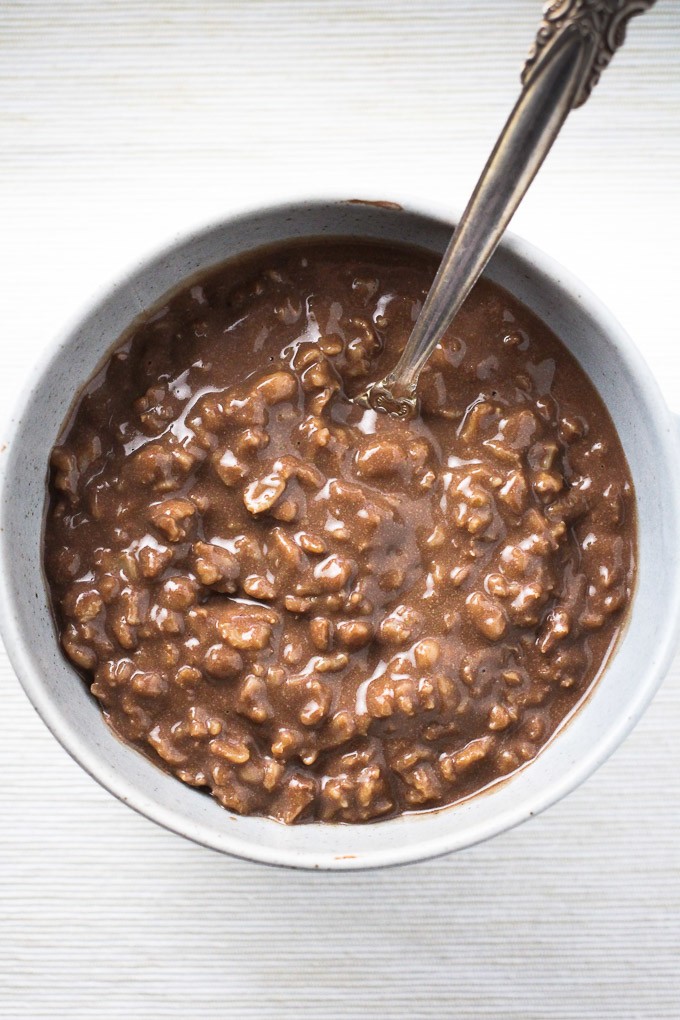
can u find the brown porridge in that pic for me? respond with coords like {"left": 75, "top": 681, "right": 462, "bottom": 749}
{"left": 44, "top": 239, "right": 636, "bottom": 823}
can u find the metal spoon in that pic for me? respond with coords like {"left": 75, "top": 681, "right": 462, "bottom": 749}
{"left": 356, "top": 0, "right": 656, "bottom": 419}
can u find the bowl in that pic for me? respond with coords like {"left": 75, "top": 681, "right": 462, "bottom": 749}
{"left": 2, "top": 198, "right": 680, "bottom": 870}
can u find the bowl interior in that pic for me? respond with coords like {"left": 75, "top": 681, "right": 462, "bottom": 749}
{"left": 2, "top": 200, "right": 679, "bottom": 869}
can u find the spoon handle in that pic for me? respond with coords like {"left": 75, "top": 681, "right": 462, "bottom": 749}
{"left": 523, "top": 0, "right": 656, "bottom": 107}
{"left": 360, "top": 0, "right": 655, "bottom": 418}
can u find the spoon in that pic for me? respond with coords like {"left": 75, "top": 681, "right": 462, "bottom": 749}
{"left": 356, "top": 0, "right": 656, "bottom": 419}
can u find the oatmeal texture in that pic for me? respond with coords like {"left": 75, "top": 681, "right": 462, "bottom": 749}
{"left": 44, "top": 240, "right": 636, "bottom": 823}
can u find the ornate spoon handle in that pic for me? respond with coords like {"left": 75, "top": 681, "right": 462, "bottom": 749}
{"left": 356, "top": 0, "right": 656, "bottom": 419}
{"left": 523, "top": 0, "right": 656, "bottom": 106}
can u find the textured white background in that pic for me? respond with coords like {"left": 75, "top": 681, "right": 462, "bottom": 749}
{"left": 1, "top": 2, "right": 679, "bottom": 1017}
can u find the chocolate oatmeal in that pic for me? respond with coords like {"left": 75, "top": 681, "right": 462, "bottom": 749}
{"left": 44, "top": 239, "right": 636, "bottom": 823}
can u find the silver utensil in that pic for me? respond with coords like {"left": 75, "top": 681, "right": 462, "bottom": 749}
{"left": 356, "top": 0, "right": 656, "bottom": 418}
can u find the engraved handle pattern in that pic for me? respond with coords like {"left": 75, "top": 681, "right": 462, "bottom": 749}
{"left": 522, "top": 0, "right": 656, "bottom": 108}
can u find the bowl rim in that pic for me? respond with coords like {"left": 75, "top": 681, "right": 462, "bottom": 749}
{"left": 2, "top": 195, "right": 680, "bottom": 871}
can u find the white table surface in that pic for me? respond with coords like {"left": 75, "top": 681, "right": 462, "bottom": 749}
{"left": 1, "top": 2, "right": 679, "bottom": 1017}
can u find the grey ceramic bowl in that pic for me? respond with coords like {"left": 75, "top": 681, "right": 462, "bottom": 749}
{"left": 2, "top": 199, "right": 680, "bottom": 870}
